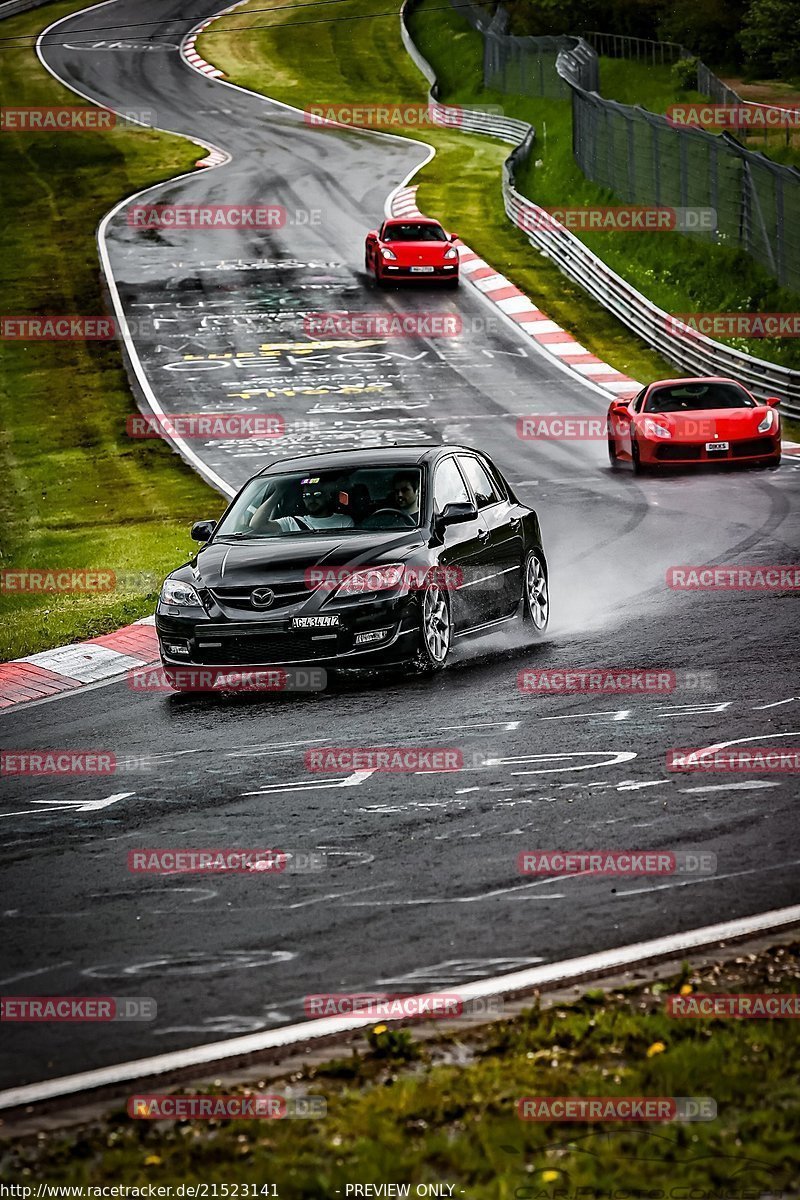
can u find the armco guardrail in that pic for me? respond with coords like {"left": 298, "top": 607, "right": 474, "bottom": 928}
{"left": 400, "top": 0, "right": 800, "bottom": 419}
{"left": 399, "top": 6, "right": 529, "bottom": 144}
{"left": 0, "top": 0, "right": 53, "bottom": 17}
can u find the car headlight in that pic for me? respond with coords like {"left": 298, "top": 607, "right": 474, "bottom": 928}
{"left": 380, "top": 247, "right": 397, "bottom": 260}
{"left": 444, "top": 246, "right": 458, "bottom": 260}
{"left": 335, "top": 563, "right": 405, "bottom": 597}
{"left": 160, "top": 578, "right": 203, "bottom": 607}
{"left": 643, "top": 418, "right": 671, "bottom": 440}
{"left": 758, "top": 409, "right": 776, "bottom": 432}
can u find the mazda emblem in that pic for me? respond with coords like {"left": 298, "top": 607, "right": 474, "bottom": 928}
{"left": 251, "top": 587, "right": 275, "bottom": 609}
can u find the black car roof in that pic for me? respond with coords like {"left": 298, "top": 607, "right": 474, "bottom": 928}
{"left": 256, "top": 445, "right": 478, "bottom": 476}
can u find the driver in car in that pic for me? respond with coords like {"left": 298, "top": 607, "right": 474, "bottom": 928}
{"left": 251, "top": 479, "right": 354, "bottom": 533}
{"left": 391, "top": 472, "right": 420, "bottom": 520}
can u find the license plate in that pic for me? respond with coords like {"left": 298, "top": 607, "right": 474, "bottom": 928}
{"left": 706, "top": 442, "right": 729, "bottom": 452}
{"left": 291, "top": 615, "right": 340, "bottom": 629}
{"left": 410, "top": 265, "right": 434, "bottom": 273}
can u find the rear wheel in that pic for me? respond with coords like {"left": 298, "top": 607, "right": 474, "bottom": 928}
{"left": 413, "top": 582, "right": 452, "bottom": 672}
{"left": 522, "top": 550, "right": 549, "bottom": 634}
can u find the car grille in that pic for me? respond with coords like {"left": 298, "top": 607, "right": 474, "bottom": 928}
{"left": 655, "top": 444, "right": 703, "bottom": 461}
{"left": 194, "top": 631, "right": 341, "bottom": 664}
{"left": 730, "top": 437, "right": 775, "bottom": 458}
{"left": 208, "top": 581, "right": 312, "bottom": 611}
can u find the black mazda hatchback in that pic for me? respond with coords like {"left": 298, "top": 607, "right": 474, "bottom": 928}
{"left": 156, "top": 445, "right": 549, "bottom": 685}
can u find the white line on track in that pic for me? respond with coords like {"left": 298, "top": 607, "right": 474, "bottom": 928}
{"left": 0, "top": 904, "right": 798, "bottom": 1111}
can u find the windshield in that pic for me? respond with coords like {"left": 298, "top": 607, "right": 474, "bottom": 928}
{"left": 382, "top": 222, "right": 447, "bottom": 242}
{"left": 644, "top": 382, "right": 757, "bottom": 413}
{"left": 214, "top": 466, "right": 425, "bottom": 538}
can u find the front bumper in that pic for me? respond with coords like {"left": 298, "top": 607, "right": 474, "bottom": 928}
{"left": 156, "top": 593, "right": 421, "bottom": 672}
{"left": 381, "top": 264, "right": 458, "bottom": 281}
{"left": 646, "top": 434, "right": 781, "bottom": 465}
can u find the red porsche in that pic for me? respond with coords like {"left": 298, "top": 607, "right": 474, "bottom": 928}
{"left": 364, "top": 218, "right": 459, "bottom": 286}
{"left": 607, "top": 377, "right": 782, "bottom": 473}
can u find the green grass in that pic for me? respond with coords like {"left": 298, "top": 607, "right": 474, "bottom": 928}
{"left": 0, "top": 0, "right": 225, "bottom": 661}
{"left": 5, "top": 947, "right": 799, "bottom": 1193}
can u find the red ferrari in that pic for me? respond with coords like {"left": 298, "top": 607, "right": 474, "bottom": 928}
{"left": 365, "top": 218, "right": 459, "bottom": 286}
{"left": 607, "top": 377, "right": 782, "bottom": 473}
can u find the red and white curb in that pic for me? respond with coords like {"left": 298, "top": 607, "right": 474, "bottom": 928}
{"left": 0, "top": 617, "right": 158, "bottom": 710}
{"left": 183, "top": 0, "right": 250, "bottom": 83}
{"left": 391, "top": 185, "right": 641, "bottom": 396}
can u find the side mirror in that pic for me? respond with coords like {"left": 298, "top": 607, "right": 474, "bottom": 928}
{"left": 449, "top": 233, "right": 458, "bottom": 242}
{"left": 437, "top": 502, "right": 478, "bottom": 530}
{"left": 765, "top": 396, "right": 781, "bottom": 408}
{"left": 612, "top": 400, "right": 632, "bottom": 415}
{"left": 367, "top": 230, "right": 378, "bottom": 240}
{"left": 190, "top": 519, "right": 216, "bottom": 543}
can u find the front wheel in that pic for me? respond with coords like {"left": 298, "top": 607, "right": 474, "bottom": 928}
{"left": 522, "top": 550, "right": 549, "bottom": 634}
{"left": 631, "top": 438, "right": 648, "bottom": 475}
{"left": 413, "top": 582, "right": 452, "bottom": 672}
{"left": 608, "top": 429, "right": 620, "bottom": 468}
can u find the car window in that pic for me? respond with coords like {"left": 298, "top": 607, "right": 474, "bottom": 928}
{"left": 382, "top": 222, "right": 447, "bottom": 243}
{"left": 458, "top": 456, "right": 499, "bottom": 509}
{"left": 633, "top": 388, "right": 648, "bottom": 412}
{"left": 433, "top": 457, "right": 470, "bottom": 514}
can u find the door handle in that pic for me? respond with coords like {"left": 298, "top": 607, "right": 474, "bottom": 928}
{"left": 510, "top": 516, "right": 521, "bottom": 531}
{"left": 477, "top": 527, "right": 490, "bottom": 543}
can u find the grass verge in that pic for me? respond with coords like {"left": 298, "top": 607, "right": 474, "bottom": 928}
{"left": 0, "top": 0, "right": 224, "bottom": 662}
{"left": 4, "top": 945, "right": 798, "bottom": 1192}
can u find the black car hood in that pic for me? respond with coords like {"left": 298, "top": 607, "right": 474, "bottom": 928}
{"left": 188, "top": 530, "right": 425, "bottom": 588}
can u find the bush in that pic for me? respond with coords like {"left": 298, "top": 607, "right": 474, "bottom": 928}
{"left": 672, "top": 55, "right": 699, "bottom": 89}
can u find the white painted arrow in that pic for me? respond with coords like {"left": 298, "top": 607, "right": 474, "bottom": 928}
{"left": 0, "top": 792, "right": 133, "bottom": 819}
{"left": 242, "top": 769, "right": 375, "bottom": 796}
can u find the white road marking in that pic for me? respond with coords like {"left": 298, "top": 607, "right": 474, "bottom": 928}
{"left": 496, "top": 750, "right": 637, "bottom": 774}
{"left": 616, "top": 780, "right": 669, "bottom": 791}
{"left": 680, "top": 780, "right": 783, "bottom": 794}
{"left": 540, "top": 710, "right": 631, "bottom": 721}
{"left": 615, "top": 859, "right": 800, "bottom": 898}
{"left": 0, "top": 793, "right": 133, "bottom": 819}
{"left": 3, "top": 905, "right": 798, "bottom": 1110}
{"left": 0, "top": 962, "right": 73, "bottom": 987}
{"left": 752, "top": 698, "right": 796, "bottom": 710}
{"left": 242, "top": 769, "right": 375, "bottom": 795}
